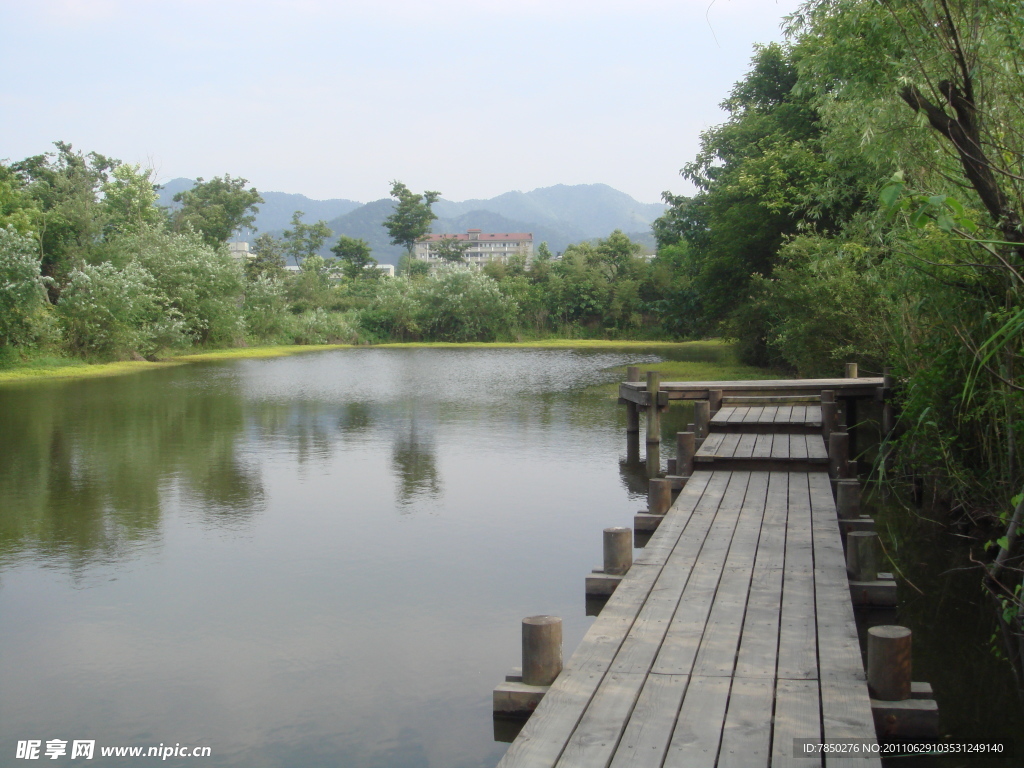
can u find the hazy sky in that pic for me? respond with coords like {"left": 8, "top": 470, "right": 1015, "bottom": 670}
{"left": 2, "top": 0, "right": 803, "bottom": 204}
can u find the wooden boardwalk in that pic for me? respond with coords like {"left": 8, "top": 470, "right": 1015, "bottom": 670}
{"left": 496, "top": 391, "right": 881, "bottom": 768}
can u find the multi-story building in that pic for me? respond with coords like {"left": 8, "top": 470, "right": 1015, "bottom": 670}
{"left": 413, "top": 229, "right": 534, "bottom": 267}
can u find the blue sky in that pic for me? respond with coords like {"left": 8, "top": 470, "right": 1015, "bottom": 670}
{"left": 2, "top": 0, "right": 802, "bottom": 204}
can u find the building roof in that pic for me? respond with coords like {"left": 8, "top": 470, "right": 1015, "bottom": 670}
{"left": 419, "top": 231, "right": 533, "bottom": 242}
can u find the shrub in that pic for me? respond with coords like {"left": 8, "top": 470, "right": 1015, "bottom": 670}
{"left": 57, "top": 261, "right": 185, "bottom": 357}
{"left": 0, "top": 227, "right": 54, "bottom": 349}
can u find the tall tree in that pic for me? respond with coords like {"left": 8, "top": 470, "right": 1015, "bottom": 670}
{"left": 171, "top": 175, "right": 263, "bottom": 247}
{"left": 11, "top": 141, "right": 117, "bottom": 284}
{"left": 331, "top": 235, "right": 377, "bottom": 279}
{"left": 282, "top": 210, "right": 332, "bottom": 265}
{"left": 382, "top": 181, "right": 440, "bottom": 257}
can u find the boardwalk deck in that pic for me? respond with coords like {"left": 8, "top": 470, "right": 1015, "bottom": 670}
{"left": 496, "top": 388, "right": 880, "bottom": 768}
{"left": 694, "top": 431, "right": 829, "bottom": 472}
{"left": 710, "top": 405, "right": 823, "bottom": 434}
{"left": 619, "top": 378, "right": 883, "bottom": 405}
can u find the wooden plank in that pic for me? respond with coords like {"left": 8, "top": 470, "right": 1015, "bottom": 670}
{"left": 735, "top": 432, "right": 758, "bottom": 458}
{"left": 752, "top": 433, "right": 775, "bottom": 459}
{"left": 651, "top": 473, "right": 753, "bottom": 676}
{"left": 777, "top": 473, "right": 818, "bottom": 681}
{"left": 689, "top": 472, "right": 770, "bottom": 677}
{"left": 806, "top": 471, "right": 881, "bottom": 768}
{"left": 774, "top": 406, "right": 793, "bottom": 424}
{"left": 807, "top": 435, "right": 828, "bottom": 461}
{"left": 611, "top": 473, "right": 745, "bottom": 676}
{"left": 820, "top": 680, "right": 882, "bottom": 768}
{"left": 498, "top": 564, "right": 667, "bottom": 767}
{"left": 663, "top": 675, "right": 731, "bottom": 768}
{"left": 719, "top": 432, "right": 742, "bottom": 457}
{"left": 718, "top": 677, "right": 775, "bottom": 768}
{"left": 789, "top": 434, "right": 809, "bottom": 461}
{"left": 722, "top": 395, "right": 821, "bottom": 405}
{"left": 729, "top": 406, "right": 750, "bottom": 424}
{"left": 743, "top": 406, "right": 765, "bottom": 424}
{"left": 733, "top": 472, "right": 789, "bottom": 679}
{"left": 635, "top": 471, "right": 719, "bottom": 567}
{"left": 772, "top": 679, "right": 823, "bottom": 768}
{"left": 607, "top": 674, "right": 690, "bottom": 768}
{"left": 772, "top": 435, "right": 791, "bottom": 459}
{"left": 697, "top": 431, "right": 728, "bottom": 457}
{"left": 621, "top": 377, "right": 884, "bottom": 395}
{"left": 807, "top": 405, "right": 822, "bottom": 425}
{"left": 556, "top": 672, "right": 646, "bottom": 767}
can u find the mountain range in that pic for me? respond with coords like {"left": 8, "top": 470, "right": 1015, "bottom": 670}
{"left": 157, "top": 180, "right": 665, "bottom": 265}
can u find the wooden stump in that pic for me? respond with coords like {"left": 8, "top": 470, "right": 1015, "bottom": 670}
{"left": 676, "top": 431, "right": 695, "bottom": 477}
{"left": 522, "top": 616, "right": 562, "bottom": 687}
{"left": 868, "top": 625, "right": 912, "bottom": 701}
{"left": 847, "top": 531, "right": 880, "bottom": 582}
{"left": 603, "top": 527, "right": 633, "bottom": 576}
{"left": 648, "top": 478, "right": 672, "bottom": 515}
{"left": 829, "top": 432, "right": 850, "bottom": 478}
{"left": 836, "top": 479, "right": 861, "bottom": 519}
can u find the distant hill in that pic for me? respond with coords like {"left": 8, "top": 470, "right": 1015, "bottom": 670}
{"left": 433, "top": 184, "right": 665, "bottom": 240}
{"left": 158, "top": 180, "right": 664, "bottom": 265}
{"left": 157, "top": 178, "right": 361, "bottom": 235}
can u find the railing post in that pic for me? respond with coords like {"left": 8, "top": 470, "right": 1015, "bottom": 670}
{"left": 646, "top": 371, "right": 661, "bottom": 444}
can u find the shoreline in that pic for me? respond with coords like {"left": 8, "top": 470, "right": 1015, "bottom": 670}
{"left": 0, "top": 340, "right": 717, "bottom": 385}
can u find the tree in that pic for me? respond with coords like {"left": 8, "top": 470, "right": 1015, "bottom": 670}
{"left": 171, "top": 175, "right": 263, "bottom": 247}
{"left": 431, "top": 236, "right": 469, "bottom": 263}
{"left": 11, "top": 141, "right": 117, "bottom": 285}
{"left": 102, "top": 164, "right": 163, "bottom": 236}
{"left": 382, "top": 181, "right": 440, "bottom": 256}
{"left": 331, "top": 235, "right": 377, "bottom": 279}
{"left": 247, "top": 233, "right": 286, "bottom": 280}
{"left": 282, "top": 210, "right": 333, "bottom": 266}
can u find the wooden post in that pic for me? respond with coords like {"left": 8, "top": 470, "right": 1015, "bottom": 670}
{"left": 820, "top": 389, "right": 836, "bottom": 441}
{"left": 836, "top": 479, "right": 861, "bottom": 519}
{"left": 709, "top": 389, "right": 723, "bottom": 414}
{"left": 666, "top": 458, "right": 677, "bottom": 475}
{"left": 603, "top": 527, "right": 633, "bottom": 576}
{"left": 676, "top": 431, "right": 695, "bottom": 476}
{"left": 648, "top": 478, "right": 672, "bottom": 515}
{"left": 522, "top": 616, "right": 562, "bottom": 687}
{"left": 847, "top": 531, "right": 880, "bottom": 582}
{"left": 694, "top": 400, "right": 711, "bottom": 442}
{"left": 867, "top": 626, "right": 912, "bottom": 701}
{"left": 845, "top": 362, "right": 859, "bottom": 379}
{"left": 882, "top": 367, "right": 895, "bottom": 437}
{"left": 829, "top": 432, "right": 850, "bottom": 478}
{"left": 646, "top": 371, "right": 661, "bottom": 444}
{"left": 645, "top": 442, "right": 661, "bottom": 478}
{"left": 625, "top": 366, "right": 641, "bottom": 434}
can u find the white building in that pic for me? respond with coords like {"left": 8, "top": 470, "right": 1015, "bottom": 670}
{"left": 227, "top": 241, "right": 253, "bottom": 259}
{"left": 413, "top": 229, "right": 534, "bottom": 267}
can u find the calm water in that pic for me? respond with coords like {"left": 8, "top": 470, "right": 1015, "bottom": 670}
{"left": 2, "top": 348, "right": 1019, "bottom": 767}
{"left": 0, "top": 347, "right": 672, "bottom": 767}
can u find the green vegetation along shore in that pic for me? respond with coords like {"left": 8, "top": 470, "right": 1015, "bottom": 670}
{"left": 0, "top": 340, "right": 770, "bottom": 386}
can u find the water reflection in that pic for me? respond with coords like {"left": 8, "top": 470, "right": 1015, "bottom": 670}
{"left": 1, "top": 347, "right": 679, "bottom": 768}
{"left": 0, "top": 374, "right": 263, "bottom": 568}
{"left": 391, "top": 414, "right": 442, "bottom": 508}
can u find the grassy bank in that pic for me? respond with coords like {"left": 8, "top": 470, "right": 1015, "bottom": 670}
{"left": 0, "top": 339, "right": 780, "bottom": 385}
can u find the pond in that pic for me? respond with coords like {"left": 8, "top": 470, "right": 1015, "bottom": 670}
{"left": 0, "top": 347, "right": 676, "bottom": 767}
{"left": 1, "top": 346, "right": 1019, "bottom": 767}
